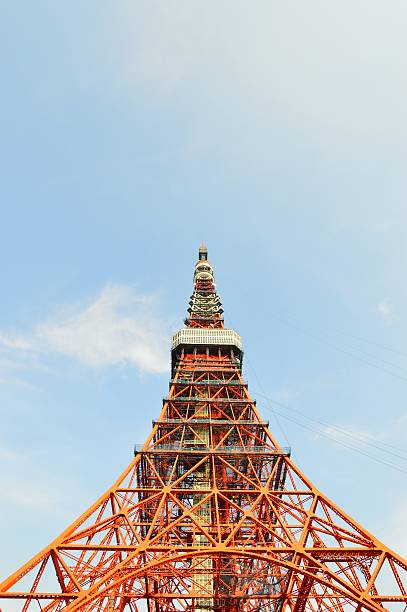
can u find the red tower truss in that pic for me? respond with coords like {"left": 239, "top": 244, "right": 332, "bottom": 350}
{"left": 1, "top": 245, "right": 406, "bottom": 611}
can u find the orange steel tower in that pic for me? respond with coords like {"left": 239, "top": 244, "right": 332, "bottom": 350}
{"left": 1, "top": 245, "right": 407, "bottom": 611}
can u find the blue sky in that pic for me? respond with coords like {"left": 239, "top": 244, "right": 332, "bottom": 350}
{"left": 1, "top": 1, "right": 407, "bottom": 582}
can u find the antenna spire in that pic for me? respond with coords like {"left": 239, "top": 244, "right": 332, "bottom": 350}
{"left": 198, "top": 243, "right": 208, "bottom": 261}
{"left": 186, "top": 245, "right": 224, "bottom": 329}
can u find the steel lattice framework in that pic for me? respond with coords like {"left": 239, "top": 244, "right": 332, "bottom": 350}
{"left": 1, "top": 245, "right": 406, "bottom": 611}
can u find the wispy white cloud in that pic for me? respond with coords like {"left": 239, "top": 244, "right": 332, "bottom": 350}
{"left": 0, "top": 335, "right": 33, "bottom": 351}
{"left": 102, "top": 3, "right": 407, "bottom": 141}
{"left": 0, "top": 284, "right": 169, "bottom": 376}
{"left": 377, "top": 298, "right": 397, "bottom": 326}
{"left": 0, "top": 377, "right": 40, "bottom": 392}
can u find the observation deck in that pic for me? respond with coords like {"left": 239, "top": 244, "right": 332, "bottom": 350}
{"left": 171, "top": 328, "right": 243, "bottom": 373}
{"left": 134, "top": 443, "right": 291, "bottom": 456}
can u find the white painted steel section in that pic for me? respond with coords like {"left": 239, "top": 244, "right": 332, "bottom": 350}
{"left": 171, "top": 328, "right": 242, "bottom": 351}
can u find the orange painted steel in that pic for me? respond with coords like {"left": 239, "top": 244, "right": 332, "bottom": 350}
{"left": 1, "top": 247, "right": 406, "bottom": 611}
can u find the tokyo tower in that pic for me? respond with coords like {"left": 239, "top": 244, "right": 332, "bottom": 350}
{"left": 1, "top": 245, "right": 406, "bottom": 611}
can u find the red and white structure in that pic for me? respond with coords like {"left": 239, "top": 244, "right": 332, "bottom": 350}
{"left": 1, "top": 246, "right": 406, "bottom": 611}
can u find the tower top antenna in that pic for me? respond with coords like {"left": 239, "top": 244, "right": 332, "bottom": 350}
{"left": 198, "top": 243, "right": 208, "bottom": 261}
